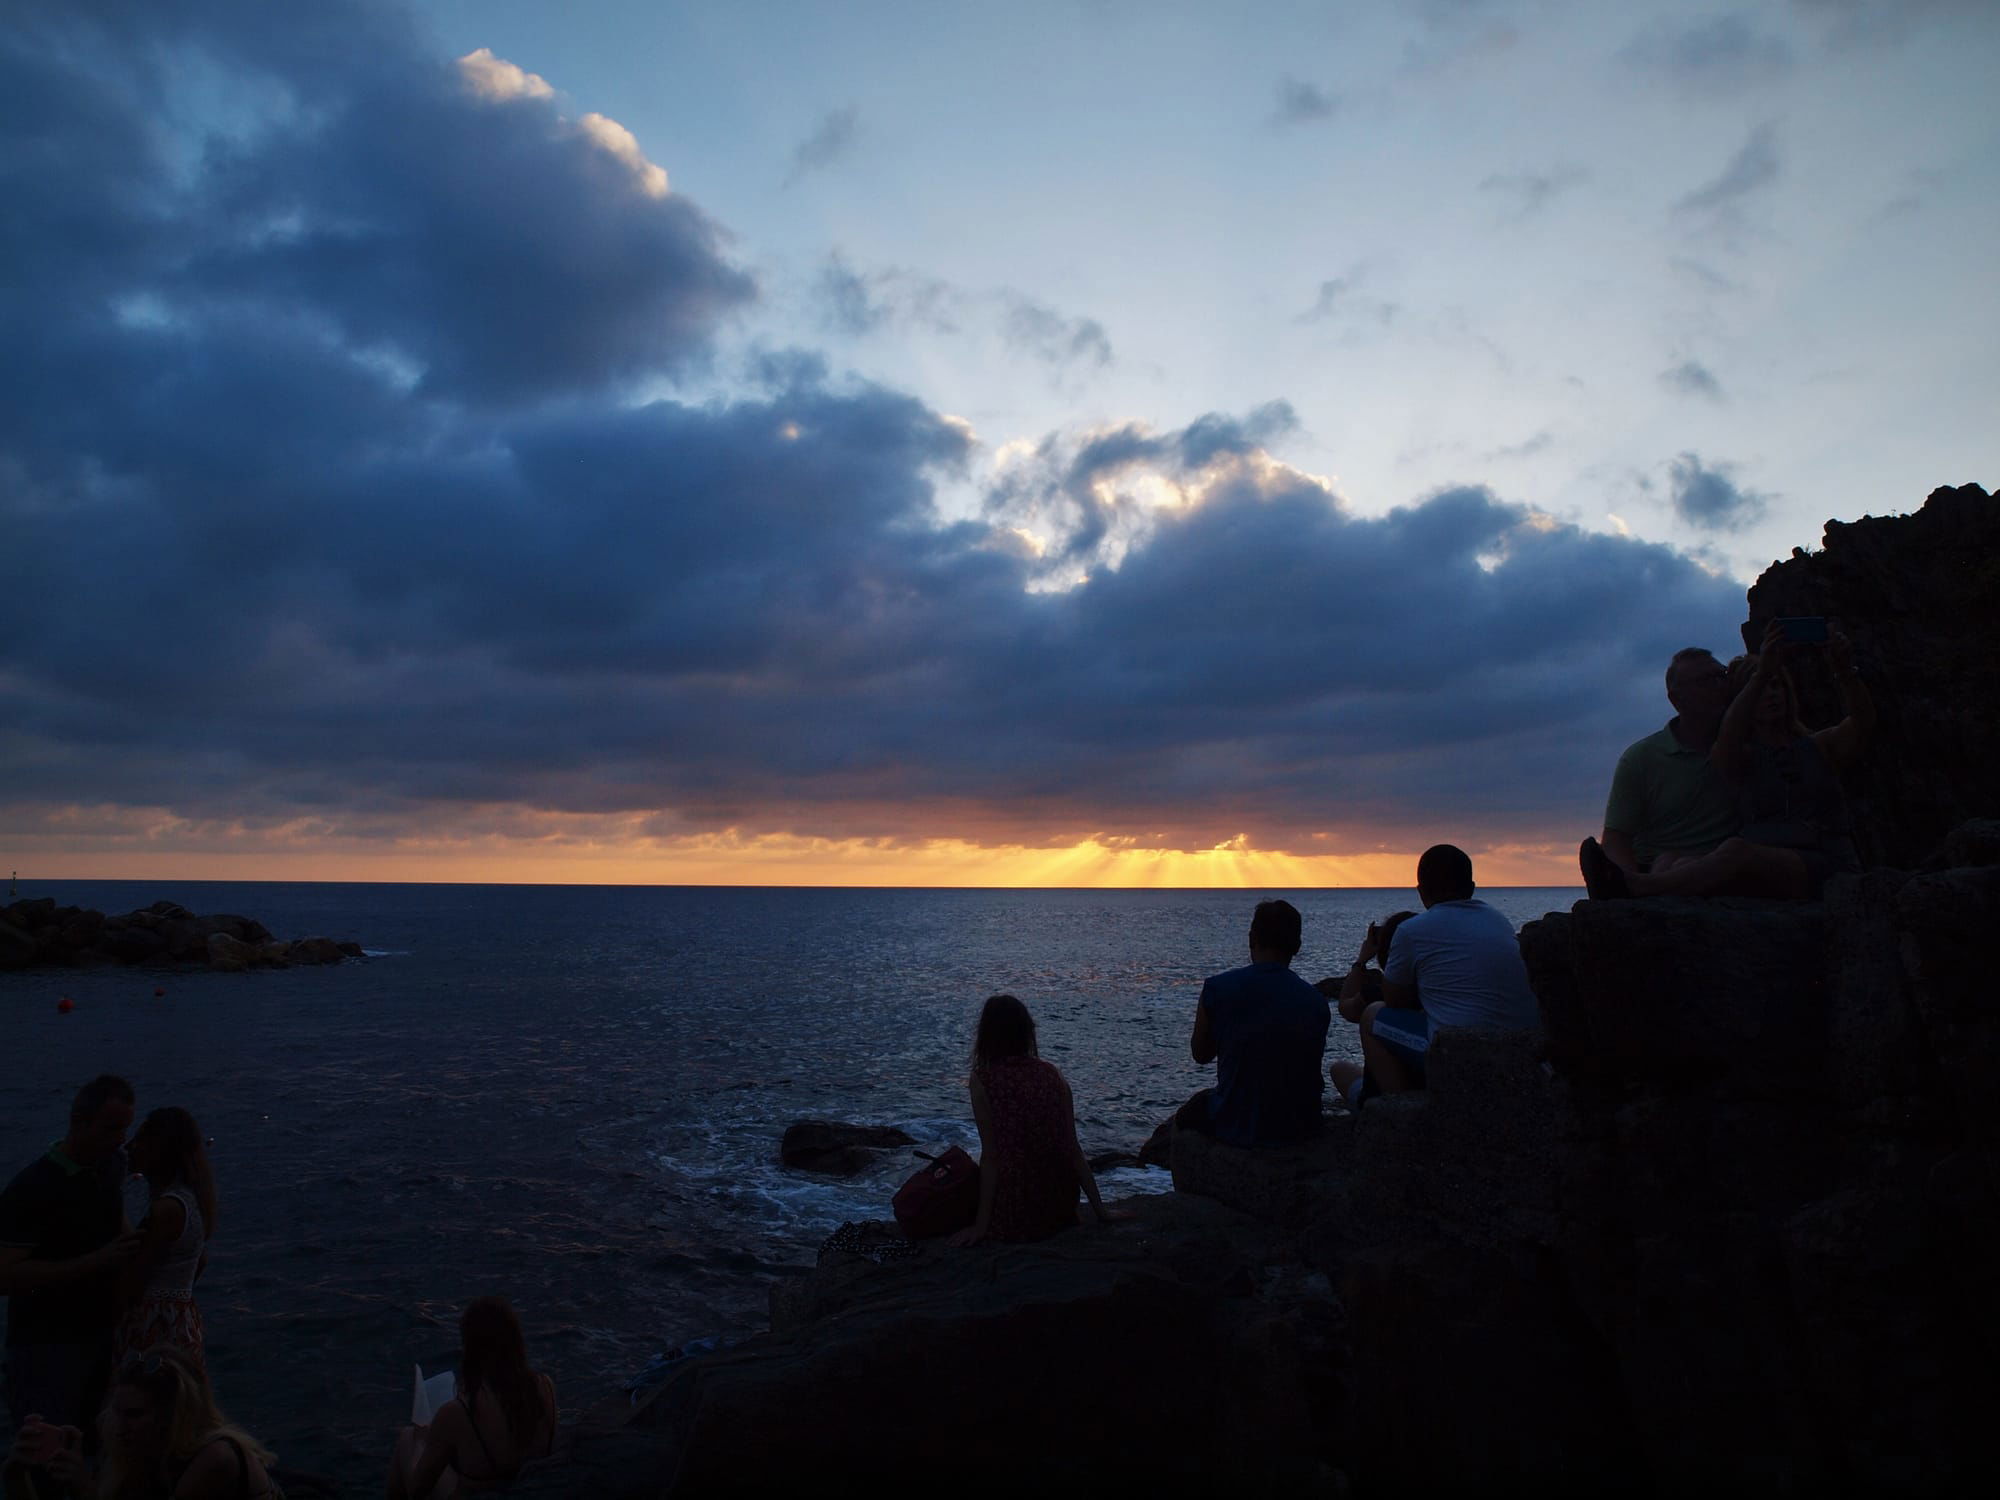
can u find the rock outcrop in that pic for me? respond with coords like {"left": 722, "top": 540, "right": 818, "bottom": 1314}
{"left": 777, "top": 1120, "right": 917, "bottom": 1176}
{"left": 1742, "top": 481, "right": 1998, "bottom": 869}
{"left": 0, "top": 897, "right": 362, "bottom": 972}
{"left": 515, "top": 488, "right": 1998, "bottom": 1495}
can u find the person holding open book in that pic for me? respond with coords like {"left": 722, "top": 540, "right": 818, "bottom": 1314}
{"left": 386, "top": 1297, "right": 556, "bottom": 1497}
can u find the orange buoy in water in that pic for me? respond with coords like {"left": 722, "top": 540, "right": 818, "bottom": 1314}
{"left": 153, "top": 987, "right": 165, "bottom": 998}
{"left": 56, "top": 996, "right": 74, "bottom": 1014}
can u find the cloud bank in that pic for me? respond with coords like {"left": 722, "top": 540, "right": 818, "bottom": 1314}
{"left": 2, "top": 0, "right": 1753, "bottom": 872}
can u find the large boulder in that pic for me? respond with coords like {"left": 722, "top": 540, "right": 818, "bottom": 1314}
{"left": 0, "top": 916, "right": 34, "bottom": 971}
{"left": 524, "top": 1194, "right": 1345, "bottom": 1499}
{"left": 206, "top": 932, "right": 255, "bottom": 973}
{"left": 778, "top": 1120, "right": 916, "bottom": 1176}
{"left": 1744, "top": 482, "right": 2000, "bottom": 869}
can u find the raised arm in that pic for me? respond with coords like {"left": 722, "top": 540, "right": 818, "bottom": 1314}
{"left": 1337, "top": 923, "right": 1384, "bottom": 1023}
{"left": 1812, "top": 630, "right": 1875, "bottom": 769}
{"left": 1710, "top": 620, "right": 1785, "bottom": 787}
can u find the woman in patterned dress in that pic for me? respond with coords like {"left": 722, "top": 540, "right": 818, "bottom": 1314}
{"left": 948, "top": 994, "right": 1113, "bottom": 1246}
{"left": 114, "top": 1107, "right": 216, "bottom": 1370}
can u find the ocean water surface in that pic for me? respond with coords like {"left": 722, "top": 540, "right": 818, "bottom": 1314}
{"left": 1, "top": 880, "right": 1577, "bottom": 1486}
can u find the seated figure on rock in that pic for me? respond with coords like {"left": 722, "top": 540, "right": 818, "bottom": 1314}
{"left": 947, "top": 995, "right": 1113, "bottom": 1246}
{"left": 1331, "top": 846, "right": 1539, "bottom": 1108}
{"left": 1585, "top": 645, "right": 1742, "bottom": 888}
{"left": 1177, "top": 900, "right": 1331, "bottom": 1146}
{"left": 1581, "top": 621, "right": 1874, "bottom": 901}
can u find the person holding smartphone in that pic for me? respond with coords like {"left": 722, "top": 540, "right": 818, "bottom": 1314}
{"left": 1329, "top": 911, "right": 1416, "bottom": 1110}
{"left": 1582, "top": 620, "right": 1874, "bottom": 900}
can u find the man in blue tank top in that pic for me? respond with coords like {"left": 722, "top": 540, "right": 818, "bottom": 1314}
{"left": 1180, "top": 900, "right": 1332, "bottom": 1146}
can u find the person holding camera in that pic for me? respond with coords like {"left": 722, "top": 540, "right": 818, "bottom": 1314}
{"left": 1582, "top": 620, "right": 1874, "bottom": 901}
{"left": 1328, "top": 909, "right": 1416, "bottom": 1110}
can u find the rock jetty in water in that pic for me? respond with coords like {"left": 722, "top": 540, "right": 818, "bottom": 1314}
{"left": 0, "top": 897, "right": 363, "bottom": 972}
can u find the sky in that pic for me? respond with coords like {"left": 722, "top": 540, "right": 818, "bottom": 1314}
{"left": 4, "top": 0, "right": 1995, "bottom": 888}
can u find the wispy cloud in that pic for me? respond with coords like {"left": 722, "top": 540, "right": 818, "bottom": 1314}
{"left": 816, "top": 255, "right": 1111, "bottom": 376}
{"left": 1479, "top": 163, "right": 1589, "bottom": 221}
{"left": 1660, "top": 360, "right": 1726, "bottom": 401}
{"left": 1270, "top": 75, "right": 1339, "bottom": 128}
{"left": 1293, "top": 272, "right": 1400, "bottom": 332}
{"left": 1674, "top": 121, "right": 1781, "bottom": 225}
{"left": 1619, "top": 14, "right": 1795, "bottom": 96}
{"left": 785, "top": 106, "right": 860, "bottom": 186}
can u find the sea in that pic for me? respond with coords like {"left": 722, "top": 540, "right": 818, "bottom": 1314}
{"left": 1, "top": 880, "right": 1579, "bottom": 1487}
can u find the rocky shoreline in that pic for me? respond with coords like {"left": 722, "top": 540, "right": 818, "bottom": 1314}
{"left": 0, "top": 897, "right": 362, "bottom": 972}
{"left": 498, "top": 484, "right": 1998, "bottom": 1496}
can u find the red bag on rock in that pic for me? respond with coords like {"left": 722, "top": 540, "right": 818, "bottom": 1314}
{"left": 891, "top": 1147, "right": 981, "bottom": 1239}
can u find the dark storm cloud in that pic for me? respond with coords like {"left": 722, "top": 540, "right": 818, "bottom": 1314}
{"left": 785, "top": 106, "right": 861, "bottom": 185}
{"left": 1619, "top": 14, "right": 1795, "bottom": 95}
{"left": 1668, "top": 452, "right": 1770, "bottom": 531}
{"left": 1675, "top": 121, "right": 1782, "bottom": 221}
{"left": 1661, "top": 360, "right": 1726, "bottom": 400}
{"left": 1270, "top": 76, "right": 1339, "bottom": 128}
{"left": 1, "top": 0, "right": 1751, "bottom": 857}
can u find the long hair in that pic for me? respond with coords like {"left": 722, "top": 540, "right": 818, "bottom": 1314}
{"left": 971, "top": 993, "right": 1038, "bottom": 1071}
{"left": 460, "top": 1296, "right": 543, "bottom": 1447}
{"left": 99, "top": 1348, "right": 273, "bottom": 1499}
{"left": 131, "top": 1107, "right": 218, "bottom": 1242}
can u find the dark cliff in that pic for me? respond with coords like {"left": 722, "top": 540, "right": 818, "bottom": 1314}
{"left": 1742, "top": 481, "right": 1998, "bottom": 869}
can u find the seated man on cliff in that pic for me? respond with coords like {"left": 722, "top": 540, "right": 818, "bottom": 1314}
{"left": 1176, "top": 899, "right": 1331, "bottom": 1146}
{"left": 1582, "top": 645, "right": 1740, "bottom": 891}
{"left": 1331, "top": 845, "right": 1539, "bottom": 1106}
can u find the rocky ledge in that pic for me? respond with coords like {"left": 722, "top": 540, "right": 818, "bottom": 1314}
{"left": 0, "top": 898, "right": 362, "bottom": 972}
{"left": 508, "top": 485, "right": 1997, "bottom": 1497}
{"left": 521, "top": 827, "right": 1998, "bottom": 1498}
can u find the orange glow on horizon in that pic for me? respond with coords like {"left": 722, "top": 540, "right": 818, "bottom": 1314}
{"left": 8, "top": 821, "right": 1583, "bottom": 889}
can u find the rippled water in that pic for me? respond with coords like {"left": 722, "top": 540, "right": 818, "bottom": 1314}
{"left": 1, "top": 881, "right": 1576, "bottom": 1487}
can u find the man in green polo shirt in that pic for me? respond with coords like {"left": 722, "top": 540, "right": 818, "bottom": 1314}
{"left": 1587, "top": 646, "right": 1740, "bottom": 888}
{"left": 0, "top": 1074, "right": 139, "bottom": 1432}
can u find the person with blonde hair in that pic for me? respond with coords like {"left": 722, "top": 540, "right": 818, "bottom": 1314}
{"left": 7, "top": 1346, "right": 278, "bottom": 1498}
{"left": 115, "top": 1108, "right": 217, "bottom": 1370}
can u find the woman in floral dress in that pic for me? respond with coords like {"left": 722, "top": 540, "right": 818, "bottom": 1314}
{"left": 115, "top": 1106, "right": 216, "bottom": 1369}
{"left": 949, "top": 994, "right": 1113, "bottom": 1246}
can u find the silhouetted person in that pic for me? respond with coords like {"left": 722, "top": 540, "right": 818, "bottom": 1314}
{"left": 947, "top": 994, "right": 1112, "bottom": 1246}
{"left": 1, "top": 1075, "right": 139, "bottom": 1432}
{"left": 389, "top": 1296, "right": 558, "bottom": 1497}
{"left": 1582, "top": 622, "right": 1875, "bottom": 900}
{"left": 1179, "top": 900, "right": 1331, "bottom": 1145}
{"left": 1590, "top": 646, "right": 1740, "bottom": 883}
{"left": 1335, "top": 847, "right": 1538, "bottom": 1104}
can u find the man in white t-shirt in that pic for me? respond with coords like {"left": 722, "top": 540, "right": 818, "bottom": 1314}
{"left": 1331, "top": 844, "right": 1540, "bottom": 1107}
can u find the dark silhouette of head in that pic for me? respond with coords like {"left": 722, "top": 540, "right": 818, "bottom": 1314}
{"left": 1377, "top": 909, "right": 1419, "bottom": 963}
{"left": 973, "top": 993, "right": 1039, "bottom": 1069}
{"left": 129, "top": 1106, "right": 218, "bottom": 1240}
{"left": 461, "top": 1295, "right": 541, "bottom": 1441}
{"left": 68, "top": 1074, "right": 135, "bottom": 1166}
{"left": 1416, "top": 845, "right": 1476, "bottom": 906}
{"left": 1248, "top": 899, "right": 1303, "bottom": 959}
{"left": 1665, "top": 646, "right": 1730, "bottom": 722}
